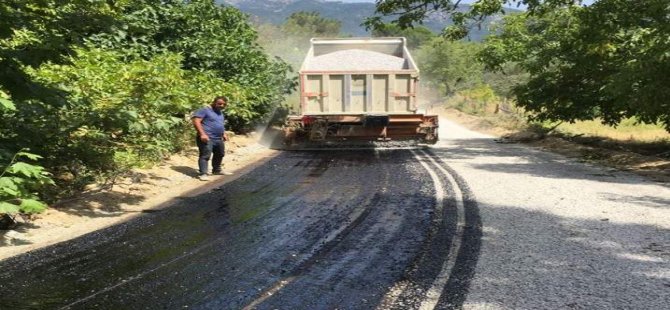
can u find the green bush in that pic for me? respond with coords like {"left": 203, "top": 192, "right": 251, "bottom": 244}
{"left": 0, "top": 149, "right": 53, "bottom": 217}
{"left": 22, "top": 47, "right": 249, "bottom": 180}
{"left": 0, "top": 0, "right": 295, "bottom": 203}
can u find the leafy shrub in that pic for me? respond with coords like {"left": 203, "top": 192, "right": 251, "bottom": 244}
{"left": 23, "top": 47, "right": 248, "bottom": 181}
{"left": 453, "top": 85, "right": 498, "bottom": 115}
{"left": 0, "top": 0, "right": 295, "bottom": 202}
{"left": 0, "top": 149, "right": 53, "bottom": 217}
{"left": 88, "top": 0, "right": 296, "bottom": 132}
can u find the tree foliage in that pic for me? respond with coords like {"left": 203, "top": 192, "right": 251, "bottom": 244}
{"left": 87, "top": 0, "right": 295, "bottom": 131}
{"left": 368, "top": 0, "right": 670, "bottom": 130}
{"left": 24, "top": 48, "right": 244, "bottom": 171}
{"left": 371, "top": 23, "right": 435, "bottom": 48}
{"left": 479, "top": 1, "right": 670, "bottom": 129}
{"left": 0, "top": 92, "right": 53, "bottom": 217}
{"left": 0, "top": 0, "right": 295, "bottom": 203}
{"left": 282, "top": 11, "right": 342, "bottom": 38}
{"left": 416, "top": 38, "right": 484, "bottom": 96}
{"left": 0, "top": 0, "right": 122, "bottom": 101}
{"left": 0, "top": 148, "right": 54, "bottom": 217}
{"left": 365, "top": 0, "right": 578, "bottom": 39}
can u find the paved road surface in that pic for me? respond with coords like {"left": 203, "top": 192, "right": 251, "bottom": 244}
{"left": 0, "top": 118, "right": 667, "bottom": 309}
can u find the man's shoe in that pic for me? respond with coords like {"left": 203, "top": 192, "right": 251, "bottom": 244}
{"left": 213, "top": 170, "right": 233, "bottom": 176}
{"left": 197, "top": 174, "right": 211, "bottom": 181}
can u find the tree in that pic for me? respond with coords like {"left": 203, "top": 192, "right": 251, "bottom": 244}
{"left": 481, "top": 62, "right": 528, "bottom": 102}
{"left": 0, "top": 0, "right": 296, "bottom": 200}
{"left": 0, "top": 0, "right": 122, "bottom": 101}
{"left": 368, "top": 0, "right": 670, "bottom": 130}
{"left": 416, "top": 37, "right": 484, "bottom": 96}
{"left": 282, "top": 11, "right": 342, "bottom": 37}
{"left": 479, "top": 2, "right": 670, "bottom": 129}
{"left": 89, "top": 0, "right": 295, "bottom": 130}
{"left": 371, "top": 23, "right": 435, "bottom": 48}
{"left": 365, "top": 1, "right": 580, "bottom": 39}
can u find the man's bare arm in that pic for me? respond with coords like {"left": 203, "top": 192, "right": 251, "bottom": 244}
{"left": 192, "top": 117, "right": 209, "bottom": 142}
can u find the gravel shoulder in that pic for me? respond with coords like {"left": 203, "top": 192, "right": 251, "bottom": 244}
{"left": 432, "top": 114, "right": 670, "bottom": 309}
{"left": 0, "top": 131, "right": 281, "bottom": 261}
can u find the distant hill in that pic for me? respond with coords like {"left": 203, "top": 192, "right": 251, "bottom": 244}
{"left": 217, "top": 0, "right": 521, "bottom": 41}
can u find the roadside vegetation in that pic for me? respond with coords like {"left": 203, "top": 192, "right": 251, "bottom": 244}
{"left": 367, "top": 0, "right": 669, "bottom": 130}
{"left": 0, "top": 0, "right": 294, "bottom": 222}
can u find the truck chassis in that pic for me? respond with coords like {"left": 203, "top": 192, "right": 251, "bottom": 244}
{"left": 284, "top": 114, "right": 438, "bottom": 147}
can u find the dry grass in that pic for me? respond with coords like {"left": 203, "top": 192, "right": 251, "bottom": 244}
{"left": 442, "top": 94, "right": 669, "bottom": 143}
{"left": 555, "top": 119, "right": 670, "bottom": 143}
{"left": 442, "top": 107, "right": 670, "bottom": 183}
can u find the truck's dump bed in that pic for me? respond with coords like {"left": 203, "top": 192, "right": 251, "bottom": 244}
{"left": 299, "top": 37, "right": 419, "bottom": 115}
{"left": 284, "top": 37, "right": 437, "bottom": 147}
{"left": 303, "top": 49, "right": 409, "bottom": 71}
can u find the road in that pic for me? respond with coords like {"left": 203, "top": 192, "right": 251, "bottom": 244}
{"left": 0, "top": 118, "right": 668, "bottom": 309}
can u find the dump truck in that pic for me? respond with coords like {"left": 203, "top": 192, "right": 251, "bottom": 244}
{"left": 283, "top": 37, "right": 438, "bottom": 148}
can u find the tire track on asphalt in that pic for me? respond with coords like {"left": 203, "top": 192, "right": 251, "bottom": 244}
{"left": 378, "top": 149, "right": 455, "bottom": 309}
{"left": 423, "top": 148, "right": 482, "bottom": 309}
{"left": 418, "top": 148, "right": 466, "bottom": 310}
{"left": 379, "top": 148, "right": 481, "bottom": 310}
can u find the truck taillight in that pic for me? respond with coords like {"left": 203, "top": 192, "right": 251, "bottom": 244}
{"left": 302, "top": 115, "right": 315, "bottom": 126}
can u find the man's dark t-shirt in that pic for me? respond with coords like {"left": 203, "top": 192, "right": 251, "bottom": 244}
{"left": 193, "top": 107, "right": 225, "bottom": 139}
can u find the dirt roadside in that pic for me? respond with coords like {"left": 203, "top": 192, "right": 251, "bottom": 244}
{"left": 0, "top": 131, "right": 281, "bottom": 261}
{"left": 442, "top": 108, "right": 670, "bottom": 183}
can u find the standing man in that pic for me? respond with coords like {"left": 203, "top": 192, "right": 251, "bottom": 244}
{"left": 192, "top": 96, "right": 233, "bottom": 181}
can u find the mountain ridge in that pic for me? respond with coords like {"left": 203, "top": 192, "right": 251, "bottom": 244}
{"left": 218, "top": 0, "right": 520, "bottom": 40}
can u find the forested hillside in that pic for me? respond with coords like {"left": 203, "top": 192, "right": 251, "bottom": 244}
{"left": 218, "top": 0, "right": 521, "bottom": 40}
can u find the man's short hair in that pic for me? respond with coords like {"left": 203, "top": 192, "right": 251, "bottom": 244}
{"left": 213, "top": 96, "right": 228, "bottom": 104}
